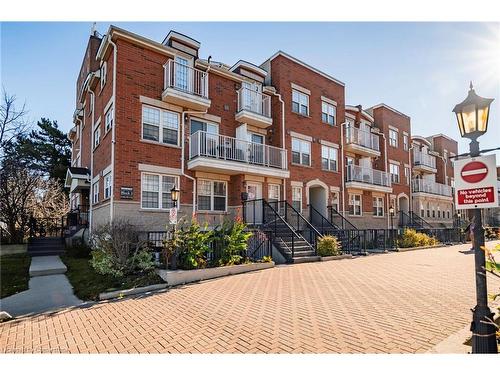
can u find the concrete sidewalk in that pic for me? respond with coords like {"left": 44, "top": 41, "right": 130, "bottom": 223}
{"left": 1, "top": 256, "right": 82, "bottom": 317}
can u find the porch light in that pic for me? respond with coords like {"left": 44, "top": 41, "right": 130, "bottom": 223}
{"left": 170, "top": 185, "right": 180, "bottom": 205}
{"left": 452, "top": 82, "right": 493, "bottom": 140}
{"left": 389, "top": 206, "right": 395, "bottom": 216}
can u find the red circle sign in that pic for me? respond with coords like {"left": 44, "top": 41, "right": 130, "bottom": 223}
{"left": 461, "top": 161, "right": 488, "bottom": 183}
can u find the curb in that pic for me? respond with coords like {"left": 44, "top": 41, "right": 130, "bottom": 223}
{"left": 98, "top": 283, "right": 168, "bottom": 301}
{"left": 395, "top": 244, "right": 444, "bottom": 252}
{"left": 320, "top": 254, "right": 353, "bottom": 261}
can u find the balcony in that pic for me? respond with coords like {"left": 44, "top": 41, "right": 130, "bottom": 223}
{"left": 188, "top": 131, "right": 289, "bottom": 178}
{"left": 344, "top": 125, "right": 381, "bottom": 157}
{"left": 345, "top": 165, "right": 392, "bottom": 193}
{"left": 235, "top": 88, "right": 272, "bottom": 128}
{"left": 413, "top": 150, "right": 437, "bottom": 173}
{"left": 162, "top": 60, "right": 211, "bottom": 111}
{"left": 412, "top": 179, "right": 452, "bottom": 197}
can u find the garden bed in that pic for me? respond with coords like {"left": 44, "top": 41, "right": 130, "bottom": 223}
{"left": 157, "top": 261, "right": 275, "bottom": 287}
{"left": 0, "top": 253, "right": 31, "bottom": 298}
{"left": 61, "top": 254, "right": 164, "bottom": 301}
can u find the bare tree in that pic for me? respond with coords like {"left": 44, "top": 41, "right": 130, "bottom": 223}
{"left": 29, "top": 178, "right": 69, "bottom": 219}
{"left": 0, "top": 88, "right": 30, "bottom": 159}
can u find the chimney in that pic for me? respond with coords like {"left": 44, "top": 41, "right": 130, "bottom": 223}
{"left": 355, "top": 104, "right": 362, "bottom": 126}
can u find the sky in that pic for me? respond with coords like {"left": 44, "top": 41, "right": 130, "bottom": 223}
{"left": 1, "top": 22, "right": 500, "bottom": 159}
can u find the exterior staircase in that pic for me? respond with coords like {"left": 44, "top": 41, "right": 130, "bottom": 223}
{"left": 28, "top": 237, "right": 65, "bottom": 257}
{"left": 399, "top": 210, "right": 431, "bottom": 229}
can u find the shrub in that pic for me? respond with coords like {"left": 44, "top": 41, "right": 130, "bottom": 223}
{"left": 317, "top": 235, "right": 340, "bottom": 256}
{"left": 175, "top": 220, "right": 212, "bottom": 270}
{"left": 214, "top": 218, "right": 252, "bottom": 267}
{"left": 485, "top": 227, "right": 500, "bottom": 240}
{"left": 89, "top": 219, "right": 155, "bottom": 277}
{"left": 261, "top": 255, "right": 272, "bottom": 263}
{"left": 398, "top": 229, "right": 437, "bottom": 248}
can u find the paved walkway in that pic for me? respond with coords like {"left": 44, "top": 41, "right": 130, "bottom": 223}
{"left": 1, "top": 242, "right": 499, "bottom": 354}
{"left": 0, "top": 256, "right": 82, "bottom": 318}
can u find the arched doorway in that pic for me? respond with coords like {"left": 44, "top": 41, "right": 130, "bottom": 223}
{"left": 398, "top": 194, "right": 409, "bottom": 214}
{"left": 306, "top": 180, "right": 328, "bottom": 223}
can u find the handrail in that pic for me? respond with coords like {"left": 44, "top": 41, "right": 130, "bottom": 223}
{"left": 412, "top": 179, "right": 452, "bottom": 197}
{"left": 278, "top": 200, "right": 321, "bottom": 253}
{"left": 164, "top": 60, "right": 209, "bottom": 98}
{"left": 345, "top": 165, "right": 391, "bottom": 187}
{"left": 308, "top": 204, "right": 340, "bottom": 232}
{"left": 413, "top": 149, "right": 436, "bottom": 169}
{"left": 344, "top": 124, "right": 380, "bottom": 151}
{"left": 327, "top": 205, "right": 357, "bottom": 230}
{"left": 237, "top": 87, "right": 271, "bottom": 118}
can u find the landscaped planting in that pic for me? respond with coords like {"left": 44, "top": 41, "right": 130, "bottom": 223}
{"left": 398, "top": 228, "right": 438, "bottom": 248}
{"left": 316, "top": 235, "right": 340, "bottom": 257}
{"left": 0, "top": 253, "right": 31, "bottom": 298}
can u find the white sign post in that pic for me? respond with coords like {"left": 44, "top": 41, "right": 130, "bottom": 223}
{"left": 454, "top": 154, "right": 498, "bottom": 209}
{"left": 169, "top": 207, "right": 178, "bottom": 225}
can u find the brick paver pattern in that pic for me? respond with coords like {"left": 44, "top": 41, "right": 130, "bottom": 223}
{"left": 1, "top": 242, "right": 499, "bottom": 354}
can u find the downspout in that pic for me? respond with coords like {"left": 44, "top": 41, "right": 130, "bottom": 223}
{"left": 408, "top": 143, "right": 414, "bottom": 215}
{"left": 88, "top": 87, "right": 96, "bottom": 232}
{"left": 340, "top": 121, "right": 348, "bottom": 220}
{"left": 379, "top": 132, "right": 390, "bottom": 229}
{"left": 269, "top": 89, "right": 286, "bottom": 201}
{"left": 108, "top": 38, "right": 118, "bottom": 223}
{"left": 180, "top": 61, "right": 211, "bottom": 214}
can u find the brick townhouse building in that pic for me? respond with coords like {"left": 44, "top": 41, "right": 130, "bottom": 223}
{"left": 65, "top": 25, "right": 458, "bottom": 241}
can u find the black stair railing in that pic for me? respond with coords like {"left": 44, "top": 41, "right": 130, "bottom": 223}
{"left": 308, "top": 205, "right": 340, "bottom": 233}
{"left": 327, "top": 205, "right": 357, "bottom": 230}
{"left": 278, "top": 200, "right": 322, "bottom": 252}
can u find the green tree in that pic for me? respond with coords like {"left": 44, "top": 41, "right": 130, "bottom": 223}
{"left": 9, "top": 118, "right": 71, "bottom": 186}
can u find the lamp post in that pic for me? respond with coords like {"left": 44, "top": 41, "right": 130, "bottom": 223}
{"left": 453, "top": 82, "right": 497, "bottom": 354}
{"left": 170, "top": 185, "right": 180, "bottom": 270}
{"left": 389, "top": 205, "right": 395, "bottom": 249}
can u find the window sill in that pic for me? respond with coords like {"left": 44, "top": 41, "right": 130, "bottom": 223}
{"left": 140, "top": 139, "right": 181, "bottom": 149}
{"left": 291, "top": 162, "right": 312, "bottom": 168}
{"left": 291, "top": 111, "right": 310, "bottom": 118}
{"left": 321, "top": 121, "right": 336, "bottom": 127}
{"left": 321, "top": 168, "right": 340, "bottom": 174}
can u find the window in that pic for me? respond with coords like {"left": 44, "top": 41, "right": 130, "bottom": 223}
{"left": 104, "top": 173, "right": 112, "bottom": 200}
{"left": 292, "top": 89, "right": 309, "bottom": 116}
{"left": 389, "top": 163, "right": 400, "bottom": 184}
{"left": 321, "top": 145, "right": 338, "bottom": 171}
{"left": 190, "top": 118, "right": 218, "bottom": 135}
{"left": 373, "top": 196, "right": 384, "bottom": 217}
{"left": 420, "top": 204, "right": 425, "bottom": 218}
{"left": 105, "top": 107, "right": 113, "bottom": 133}
{"left": 348, "top": 194, "right": 362, "bottom": 216}
{"left": 100, "top": 61, "right": 107, "bottom": 88}
{"left": 197, "top": 180, "right": 227, "bottom": 212}
{"left": 141, "top": 173, "right": 179, "bottom": 209}
{"left": 331, "top": 192, "right": 339, "bottom": 212}
{"left": 268, "top": 184, "right": 280, "bottom": 211}
{"left": 93, "top": 126, "right": 101, "bottom": 149}
{"left": 292, "top": 138, "right": 311, "bottom": 166}
{"left": 321, "top": 102, "right": 336, "bottom": 125}
{"left": 92, "top": 181, "right": 99, "bottom": 204}
{"left": 447, "top": 211, "right": 450, "bottom": 219}
{"left": 432, "top": 208, "right": 435, "bottom": 218}
{"left": 292, "top": 186, "right": 302, "bottom": 212}
{"left": 389, "top": 129, "right": 398, "bottom": 147}
{"left": 426, "top": 203, "right": 430, "bottom": 217}
{"left": 404, "top": 166, "right": 410, "bottom": 185}
{"left": 403, "top": 134, "right": 408, "bottom": 151}
{"left": 142, "top": 106, "right": 180, "bottom": 146}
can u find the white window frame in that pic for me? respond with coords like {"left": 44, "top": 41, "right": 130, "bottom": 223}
{"left": 268, "top": 184, "right": 280, "bottom": 202}
{"left": 104, "top": 173, "right": 112, "bottom": 200}
{"left": 105, "top": 107, "right": 113, "bottom": 133}
{"left": 291, "top": 138, "right": 311, "bottom": 166}
{"left": 141, "top": 105, "right": 180, "bottom": 147}
{"left": 373, "top": 196, "right": 384, "bottom": 217}
{"left": 292, "top": 186, "right": 302, "bottom": 213}
{"left": 404, "top": 166, "right": 410, "bottom": 185}
{"left": 93, "top": 125, "right": 101, "bottom": 149}
{"left": 92, "top": 181, "right": 99, "bottom": 204}
{"left": 141, "top": 172, "right": 180, "bottom": 210}
{"left": 403, "top": 134, "right": 408, "bottom": 151}
{"left": 321, "top": 145, "right": 338, "bottom": 171}
{"left": 292, "top": 89, "right": 309, "bottom": 116}
{"left": 197, "top": 179, "right": 227, "bottom": 212}
{"left": 331, "top": 191, "right": 339, "bottom": 212}
{"left": 321, "top": 101, "right": 336, "bottom": 125}
{"left": 348, "top": 193, "right": 362, "bottom": 216}
{"left": 390, "top": 163, "right": 400, "bottom": 184}
{"left": 100, "top": 61, "right": 107, "bottom": 89}
{"left": 389, "top": 129, "right": 398, "bottom": 147}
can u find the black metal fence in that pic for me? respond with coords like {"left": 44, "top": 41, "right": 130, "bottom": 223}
{"left": 138, "top": 228, "right": 272, "bottom": 268}
{"left": 29, "top": 216, "right": 65, "bottom": 239}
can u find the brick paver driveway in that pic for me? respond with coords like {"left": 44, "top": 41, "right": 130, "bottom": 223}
{"left": 2, "top": 241, "right": 499, "bottom": 354}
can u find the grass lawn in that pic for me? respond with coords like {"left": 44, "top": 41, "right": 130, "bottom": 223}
{"left": 61, "top": 254, "right": 164, "bottom": 301}
{"left": 0, "top": 253, "right": 31, "bottom": 299}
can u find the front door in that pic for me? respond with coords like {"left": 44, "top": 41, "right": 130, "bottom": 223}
{"left": 245, "top": 182, "right": 263, "bottom": 224}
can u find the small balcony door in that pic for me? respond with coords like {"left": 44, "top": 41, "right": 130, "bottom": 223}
{"left": 175, "top": 56, "right": 191, "bottom": 92}
{"left": 249, "top": 133, "right": 264, "bottom": 165}
{"left": 242, "top": 82, "right": 262, "bottom": 114}
{"left": 245, "top": 182, "right": 263, "bottom": 224}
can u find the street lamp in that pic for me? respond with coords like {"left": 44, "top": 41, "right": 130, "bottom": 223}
{"left": 389, "top": 205, "right": 396, "bottom": 249}
{"left": 170, "top": 185, "right": 180, "bottom": 270}
{"left": 453, "top": 82, "right": 497, "bottom": 354}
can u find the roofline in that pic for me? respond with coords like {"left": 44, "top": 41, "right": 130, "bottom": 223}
{"left": 427, "top": 133, "right": 458, "bottom": 144}
{"left": 345, "top": 105, "right": 375, "bottom": 122}
{"left": 411, "top": 135, "right": 432, "bottom": 147}
{"left": 262, "top": 50, "right": 345, "bottom": 87}
{"left": 368, "top": 103, "right": 410, "bottom": 119}
{"left": 162, "top": 30, "right": 201, "bottom": 49}
{"left": 230, "top": 60, "right": 267, "bottom": 77}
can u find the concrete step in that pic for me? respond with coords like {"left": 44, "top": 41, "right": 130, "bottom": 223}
{"left": 291, "top": 256, "right": 321, "bottom": 264}
{"left": 29, "top": 256, "right": 67, "bottom": 276}
{"left": 28, "top": 250, "right": 65, "bottom": 257}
